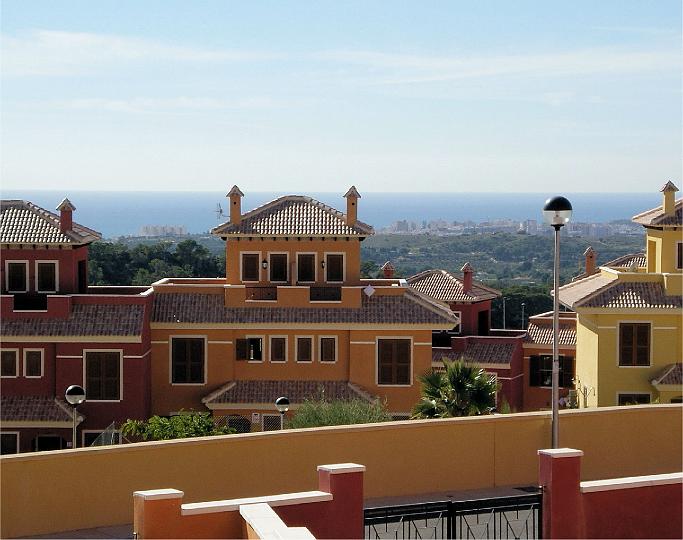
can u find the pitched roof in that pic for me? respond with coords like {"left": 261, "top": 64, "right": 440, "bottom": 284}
{"left": 525, "top": 321, "right": 577, "bottom": 346}
{"left": 631, "top": 198, "right": 682, "bottom": 227}
{"left": 651, "top": 363, "right": 682, "bottom": 386}
{"left": 0, "top": 395, "right": 82, "bottom": 423}
{"left": 0, "top": 200, "right": 101, "bottom": 245}
{"left": 580, "top": 281, "right": 682, "bottom": 309}
{"left": 203, "top": 380, "right": 375, "bottom": 406}
{"left": 407, "top": 269, "right": 501, "bottom": 303}
{"left": 432, "top": 341, "right": 516, "bottom": 368}
{"left": 1, "top": 304, "right": 145, "bottom": 337}
{"left": 152, "top": 290, "right": 457, "bottom": 326}
{"left": 604, "top": 252, "right": 647, "bottom": 269}
{"left": 211, "top": 195, "right": 373, "bottom": 237}
{"left": 557, "top": 272, "right": 616, "bottom": 309}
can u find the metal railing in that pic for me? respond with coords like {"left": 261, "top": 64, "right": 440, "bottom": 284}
{"left": 309, "top": 286, "right": 342, "bottom": 301}
{"left": 364, "top": 492, "right": 542, "bottom": 539}
{"left": 245, "top": 286, "right": 278, "bottom": 301}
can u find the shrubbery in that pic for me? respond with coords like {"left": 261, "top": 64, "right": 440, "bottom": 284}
{"left": 287, "top": 398, "right": 392, "bottom": 429}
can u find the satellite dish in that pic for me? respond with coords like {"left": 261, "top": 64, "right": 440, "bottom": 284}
{"left": 363, "top": 285, "right": 375, "bottom": 297}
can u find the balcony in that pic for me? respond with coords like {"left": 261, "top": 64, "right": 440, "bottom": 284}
{"left": 245, "top": 286, "right": 278, "bottom": 301}
{"left": 11, "top": 293, "right": 48, "bottom": 311}
{"left": 309, "top": 286, "right": 342, "bottom": 302}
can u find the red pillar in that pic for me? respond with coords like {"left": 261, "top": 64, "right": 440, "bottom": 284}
{"left": 538, "top": 448, "right": 585, "bottom": 539}
{"left": 317, "top": 463, "right": 365, "bottom": 539}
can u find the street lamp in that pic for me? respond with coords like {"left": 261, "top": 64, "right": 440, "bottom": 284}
{"left": 521, "top": 302, "right": 526, "bottom": 329}
{"left": 543, "top": 196, "right": 572, "bottom": 448}
{"left": 502, "top": 297, "right": 508, "bottom": 329}
{"left": 275, "top": 396, "right": 290, "bottom": 430}
{"left": 65, "top": 385, "right": 86, "bottom": 449}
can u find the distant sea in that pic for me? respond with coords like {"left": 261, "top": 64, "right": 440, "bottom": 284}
{"left": 1, "top": 190, "right": 661, "bottom": 239}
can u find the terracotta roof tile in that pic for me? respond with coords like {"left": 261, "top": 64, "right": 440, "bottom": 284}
{"left": 525, "top": 321, "right": 577, "bottom": 346}
{"left": 432, "top": 341, "right": 515, "bottom": 367}
{"left": 203, "top": 380, "right": 374, "bottom": 405}
{"left": 632, "top": 198, "right": 682, "bottom": 227}
{"left": 211, "top": 196, "right": 373, "bottom": 237}
{"left": 1, "top": 304, "right": 145, "bottom": 336}
{"left": 652, "top": 363, "right": 683, "bottom": 386}
{"left": 557, "top": 272, "right": 616, "bottom": 309}
{"left": 0, "top": 395, "right": 81, "bottom": 422}
{"left": 581, "top": 281, "right": 682, "bottom": 309}
{"left": 605, "top": 252, "right": 647, "bottom": 269}
{"left": 0, "top": 200, "right": 101, "bottom": 245}
{"left": 152, "top": 290, "right": 457, "bottom": 326}
{"left": 408, "top": 269, "right": 501, "bottom": 303}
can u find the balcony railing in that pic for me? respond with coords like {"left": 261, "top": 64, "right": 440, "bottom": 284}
{"left": 309, "top": 286, "right": 342, "bottom": 302}
{"left": 245, "top": 286, "right": 278, "bottom": 301}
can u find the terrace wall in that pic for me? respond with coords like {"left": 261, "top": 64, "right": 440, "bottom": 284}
{"left": 1, "top": 404, "right": 681, "bottom": 538}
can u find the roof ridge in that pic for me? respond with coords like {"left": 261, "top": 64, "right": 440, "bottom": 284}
{"left": 651, "top": 363, "right": 679, "bottom": 386}
{"left": 403, "top": 287, "right": 459, "bottom": 323}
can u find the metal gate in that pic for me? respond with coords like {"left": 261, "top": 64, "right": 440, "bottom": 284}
{"left": 364, "top": 492, "right": 542, "bottom": 539}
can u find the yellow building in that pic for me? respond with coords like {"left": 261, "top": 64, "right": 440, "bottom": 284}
{"left": 148, "top": 186, "right": 457, "bottom": 429}
{"left": 558, "top": 181, "right": 682, "bottom": 406}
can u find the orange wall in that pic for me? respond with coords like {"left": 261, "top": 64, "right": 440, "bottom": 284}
{"left": 2, "top": 405, "right": 680, "bottom": 538}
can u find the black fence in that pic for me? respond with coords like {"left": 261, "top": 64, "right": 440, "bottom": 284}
{"left": 364, "top": 492, "right": 542, "bottom": 539}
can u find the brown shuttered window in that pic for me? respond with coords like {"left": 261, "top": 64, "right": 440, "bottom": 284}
{"left": 296, "top": 337, "right": 312, "bottom": 363}
{"left": 619, "top": 323, "right": 650, "bottom": 366}
{"left": 378, "top": 339, "right": 411, "bottom": 385}
{"left": 235, "top": 338, "right": 263, "bottom": 361}
{"left": 1, "top": 350, "right": 18, "bottom": 377}
{"left": 25, "top": 350, "right": 43, "bottom": 377}
{"left": 529, "top": 355, "right": 574, "bottom": 388}
{"left": 270, "top": 337, "right": 286, "bottom": 362}
{"left": 270, "top": 254, "right": 288, "bottom": 282}
{"left": 172, "top": 338, "right": 205, "bottom": 383}
{"left": 86, "top": 351, "right": 121, "bottom": 400}
{"left": 37, "top": 262, "right": 57, "bottom": 292}
{"left": 326, "top": 254, "right": 344, "bottom": 282}
{"left": 297, "top": 254, "right": 315, "bottom": 282}
{"left": 6, "top": 262, "right": 27, "bottom": 292}
{"left": 320, "top": 337, "right": 336, "bottom": 362}
{"left": 242, "top": 254, "right": 260, "bottom": 282}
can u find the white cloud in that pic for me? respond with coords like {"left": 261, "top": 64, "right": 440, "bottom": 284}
{"left": 1, "top": 30, "right": 282, "bottom": 76}
{"left": 63, "top": 96, "right": 278, "bottom": 113}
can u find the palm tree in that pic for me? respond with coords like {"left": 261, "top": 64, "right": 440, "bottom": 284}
{"left": 412, "top": 360, "right": 497, "bottom": 418}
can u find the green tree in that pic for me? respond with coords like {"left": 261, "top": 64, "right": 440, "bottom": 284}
{"left": 412, "top": 360, "right": 497, "bottom": 418}
{"left": 121, "top": 412, "right": 234, "bottom": 441}
{"left": 288, "top": 398, "right": 392, "bottom": 428}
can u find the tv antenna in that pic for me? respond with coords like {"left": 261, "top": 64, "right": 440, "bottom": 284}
{"left": 215, "top": 203, "right": 225, "bottom": 221}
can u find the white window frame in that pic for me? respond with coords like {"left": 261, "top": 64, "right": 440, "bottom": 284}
{"left": 318, "top": 335, "right": 338, "bottom": 363}
{"left": 375, "top": 336, "right": 413, "bottom": 387}
{"left": 616, "top": 320, "right": 652, "bottom": 368}
{"left": 324, "top": 252, "right": 345, "bottom": 283}
{"left": 169, "top": 335, "right": 208, "bottom": 386}
{"left": 240, "top": 251, "right": 262, "bottom": 283}
{"left": 269, "top": 335, "right": 288, "bottom": 363}
{"left": 267, "top": 252, "right": 289, "bottom": 284}
{"left": 616, "top": 391, "right": 651, "bottom": 406}
{"left": 5, "top": 260, "right": 29, "bottom": 293}
{"left": 676, "top": 241, "right": 683, "bottom": 270}
{"left": 23, "top": 348, "right": 44, "bottom": 378}
{"left": 245, "top": 335, "right": 265, "bottom": 363}
{"left": 82, "top": 429, "right": 122, "bottom": 447}
{"left": 295, "top": 335, "right": 314, "bottom": 363}
{"left": 34, "top": 260, "right": 59, "bottom": 294}
{"left": 0, "top": 349, "right": 19, "bottom": 378}
{"left": 0, "top": 431, "right": 20, "bottom": 454}
{"left": 452, "top": 311, "right": 462, "bottom": 334}
{"left": 296, "top": 252, "right": 317, "bottom": 283}
{"left": 83, "top": 349, "right": 124, "bottom": 402}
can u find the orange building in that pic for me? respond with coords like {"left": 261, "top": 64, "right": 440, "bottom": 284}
{"left": 148, "top": 187, "right": 457, "bottom": 429}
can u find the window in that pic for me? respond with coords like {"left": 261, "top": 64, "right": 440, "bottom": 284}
{"left": 24, "top": 349, "right": 43, "bottom": 378}
{"left": 377, "top": 339, "right": 411, "bottom": 386}
{"left": 619, "top": 323, "right": 650, "bottom": 366}
{"left": 296, "top": 337, "right": 313, "bottom": 363}
{"left": 1, "top": 433, "right": 19, "bottom": 455}
{"left": 618, "top": 393, "right": 650, "bottom": 406}
{"left": 297, "top": 254, "right": 315, "bottom": 282}
{"left": 269, "top": 337, "right": 287, "bottom": 363}
{"left": 85, "top": 351, "right": 121, "bottom": 400}
{"left": 6, "top": 261, "right": 28, "bottom": 293}
{"left": 529, "top": 355, "right": 574, "bottom": 388}
{"left": 325, "top": 254, "right": 344, "bottom": 282}
{"left": 319, "top": 337, "right": 337, "bottom": 363}
{"left": 171, "top": 338, "right": 205, "bottom": 384}
{"left": 236, "top": 337, "right": 263, "bottom": 362}
{"left": 241, "top": 253, "right": 260, "bottom": 282}
{"left": 677, "top": 242, "right": 683, "bottom": 270}
{"left": 670, "top": 396, "right": 683, "bottom": 404}
{"left": 453, "top": 311, "right": 462, "bottom": 334}
{"left": 36, "top": 261, "right": 58, "bottom": 293}
{"left": 269, "top": 253, "right": 288, "bottom": 282}
{"left": 1, "top": 350, "right": 18, "bottom": 377}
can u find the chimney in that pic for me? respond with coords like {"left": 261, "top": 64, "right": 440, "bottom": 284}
{"left": 56, "top": 198, "right": 76, "bottom": 233}
{"left": 583, "top": 246, "right": 596, "bottom": 275}
{"left": 461, "top": 262, "right": 473, "bottom": 293}
{"left": 343, "top": 186, "right": 361, "bottom": 226}
{"left": 227, "top": 185, "right": 244, "bottom": 225}
{"left": 661, "top": 181, "right": 679, "bottom": 216}
{"left": 381, "top": 261, "right": 395, "bottom": 279}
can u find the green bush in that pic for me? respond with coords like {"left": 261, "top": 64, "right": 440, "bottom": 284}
{"left": 288, "top": 398, "right": 392, "bottom": 429}
{"left": 121, "top": 411, "right": 234, "bottom": 441}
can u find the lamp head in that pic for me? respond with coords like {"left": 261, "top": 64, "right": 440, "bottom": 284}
{"left": 65, "top": 384, "right": 86, "bottom": 406}
{"left": 275, "top": 396, "right": 290, "bottom": 413}
{"left": 543, "top": 196, "right": 573, "bottom": 227}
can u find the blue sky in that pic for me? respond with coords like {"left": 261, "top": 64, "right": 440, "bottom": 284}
{"left": 1, "top": 0, "right": 681, "bottom": 193}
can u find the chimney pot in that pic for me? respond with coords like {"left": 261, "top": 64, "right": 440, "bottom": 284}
{"left": 381, "top": 261, "right": 395, "bottom": 279}
{"left": 461, "top": 262, "right": 473, "bottom": 293}
{"left": 343, "top": 186, "right": 361, "bottom": 226}
{"left": 583, "top": 246, "right": 596, "bottom": 275}
{"left": 227, "top": 185, "right": 244, "bottom": 225}
{"left": 56, "top": 198, "right": 76, "bottom": 233}
{"left": 660, "top": 181, "right": 679, "bottom": 216}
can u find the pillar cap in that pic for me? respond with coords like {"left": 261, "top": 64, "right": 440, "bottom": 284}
{"left": 134, "top": 488, "right": 184, "bottom": 500}
{"left": 538, "top": 448, "right": 584, "bottom": 458}
{"left": 227, "top": 185, "right": 244, "bottom": 197}
{"left": 317, "top": 463, "right": 365, "bottom": 474}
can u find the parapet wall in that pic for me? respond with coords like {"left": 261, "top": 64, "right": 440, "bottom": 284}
{"left": 1, "top": 405, "right": 681, "bottom": 538}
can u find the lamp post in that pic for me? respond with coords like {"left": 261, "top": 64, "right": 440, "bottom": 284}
{"left": 542, "top": 196, "right": 572, "bottom": 448}
{"left": 502, "top": 297, "right": 507, "bottom": 329}
{"left": 65, "top": 385, "right": 86, "bottom": 449}
{"left": 521, "top": 302, "right": 526, "bottom": 329}
{"left": 275, "top": 396, "right": 290, "bottom": 430}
